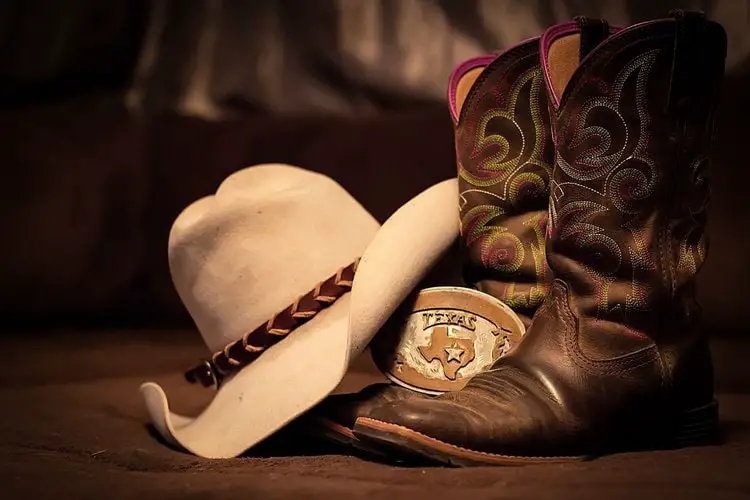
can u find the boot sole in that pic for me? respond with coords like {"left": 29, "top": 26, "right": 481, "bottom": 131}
{"left": 308, "top": 417, "right": 433, "bottom": 464}
{"left": 353, "top": 417, "right": 585, "bottom": 466}
{"left": 308, "top": 417, "right": 394, "bottom": 460}
{"left": 353, "top": 400, "right": 720, "bottom": 467}
{"left": 310, "top": 417, "right": 358, "bottom": 446}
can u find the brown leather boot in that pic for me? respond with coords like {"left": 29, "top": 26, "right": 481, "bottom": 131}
{"left": 303, "top": 42, "right": 556, "bottom": 453}
{"left": 352, "top": 11, "right": 727, "bottom": 466}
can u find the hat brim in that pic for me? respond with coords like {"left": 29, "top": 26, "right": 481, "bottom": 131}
{"left": 348, "top": 178, "right": 459, "bottom": 357}
{"left": 140, "top": 294, "right": 353, "bottom": 459}
{"left": 141, "top": 177, "right": 459, "bottom": 458}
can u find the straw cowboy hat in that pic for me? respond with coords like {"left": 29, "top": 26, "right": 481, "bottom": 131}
{"left": 140, "top": 163, "right": 459, "bottom": 459}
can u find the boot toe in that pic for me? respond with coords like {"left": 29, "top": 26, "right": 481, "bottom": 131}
{"left": 307, "top": 383, "right": 430, "bottom": 429}
{"left": 353, "top": 368, "right": 574, "bottom": 460}
{"left": 356, "top": 396, "right": 488, "bottom": 451}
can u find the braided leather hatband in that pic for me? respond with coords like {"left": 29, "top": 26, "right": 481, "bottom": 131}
{"left": 185, "top": 259, "right": 360, "bottom": 389}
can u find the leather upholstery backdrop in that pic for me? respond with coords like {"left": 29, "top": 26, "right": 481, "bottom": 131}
{"left": 1, "top": 0, "right": 749, "bottom": 330}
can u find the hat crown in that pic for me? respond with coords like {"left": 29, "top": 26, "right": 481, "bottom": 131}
{"left": 168, "top": 164, "right": 379, "bottom": 353}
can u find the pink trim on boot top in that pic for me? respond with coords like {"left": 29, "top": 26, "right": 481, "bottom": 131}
{"left": 447, "top": 55, "right": 497, "bottom": 122}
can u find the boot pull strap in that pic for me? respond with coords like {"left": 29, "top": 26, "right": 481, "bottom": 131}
{"left": 666, "top": 9, "right": 709, "bottom": 113}
{"left": 574, "top": 16, "right": 610, "bottom": 62}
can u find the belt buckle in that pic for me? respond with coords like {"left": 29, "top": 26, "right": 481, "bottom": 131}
{"left": 370, "top": 286, "right": 526, "bottom": 395}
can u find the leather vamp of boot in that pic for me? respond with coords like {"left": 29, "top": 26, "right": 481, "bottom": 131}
{"left": 307, "top": 383, "right": 429, "bottom": 431}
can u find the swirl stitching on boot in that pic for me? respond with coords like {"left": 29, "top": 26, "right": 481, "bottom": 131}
{"left": 457, "top": 52, "right": 553, "bottom": 310}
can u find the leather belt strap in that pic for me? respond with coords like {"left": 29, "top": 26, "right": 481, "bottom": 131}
{"left": 185, "top": 259, "right": 360, "bottom": 389}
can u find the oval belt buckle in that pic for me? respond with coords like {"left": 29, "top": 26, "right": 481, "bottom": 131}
{"left": 369, "top": 286, "right": 526, "bottom": 395}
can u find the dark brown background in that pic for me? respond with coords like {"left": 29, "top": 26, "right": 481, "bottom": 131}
{"left": 2, "top": 2, "right": 750, "bottom": 499}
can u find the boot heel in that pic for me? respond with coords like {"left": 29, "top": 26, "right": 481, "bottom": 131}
{"left": 673, "top": 400, "right": 720, "bottom": 447}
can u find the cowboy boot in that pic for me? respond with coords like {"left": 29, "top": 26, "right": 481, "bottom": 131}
{"left": 352, "top": 11, "right": 727, "bottom": 466}
{"left": 303, "top": 43, "right": 556, "bottom": 453}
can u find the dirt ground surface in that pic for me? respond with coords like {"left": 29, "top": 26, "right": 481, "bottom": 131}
{"left": 2, "top": 329, "right": 749, "bottom": 500}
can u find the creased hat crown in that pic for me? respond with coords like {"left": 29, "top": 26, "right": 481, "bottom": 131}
{"left": 167, "top": 164, "right": 379, "bottom": 353}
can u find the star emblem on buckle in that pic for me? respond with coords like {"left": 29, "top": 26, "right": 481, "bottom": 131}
{"left": 444, "top": 342, "right": 466, "bottom": 363}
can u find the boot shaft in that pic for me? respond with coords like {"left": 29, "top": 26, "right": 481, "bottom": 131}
{"left": 541, "top": 12, "right": 727, "bottom": 347}
{"left": 451, "top": 38, "right": 554, "bottom": 324}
